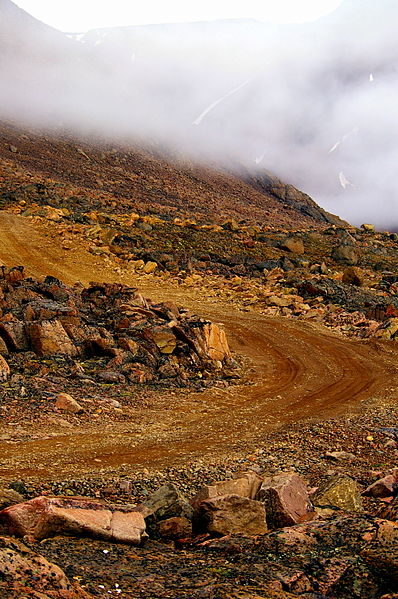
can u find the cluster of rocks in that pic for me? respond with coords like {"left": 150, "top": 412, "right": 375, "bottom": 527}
{"left": 2, "top": 467, "right": 398, "bottom": 544}
{"left": 1, "top": 466, "right": 398, "bottom": 597}
{"left": 0, "top": 267, "right": 237, "bottom": 387}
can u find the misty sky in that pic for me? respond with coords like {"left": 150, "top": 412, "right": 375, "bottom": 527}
{"left": 14, "top": 0, "right": 344, "bottom": 31}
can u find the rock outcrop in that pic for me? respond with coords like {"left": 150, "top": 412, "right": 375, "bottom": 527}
{"left": 0, "top": 267, "right": 236, "bottom": 386}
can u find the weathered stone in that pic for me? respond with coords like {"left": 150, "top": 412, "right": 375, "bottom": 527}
{"left": 363, "top": 475, "right": 398, "bottom": 498}
{"left": 0, "top": 496, "right": 147, "bottom": 545}
{"left": 0, "top": 319, "right": 29, "bottom": 351}
{"left": 0, "top": 536, "right": 91, "bottom": 598}
{"left": 198, "top": 494, "right": 267, "bottom": 536}
{"left": 325, "top": 451, "right": 356, "bottom": 462}
{"left": 280, "top": 237, "right": 304, "bottom": 254}
{"left": 0, "top": 488, "right": 24, "bottom": 511}
{"left": 272, "top": 527, "right": 316, "bottom": 547}
{"left": 267, "top": 295, "right": 293, "bottom": 308}
{"left": 0, "top": 355, "right": 10, "bottom": 382}
{"left": 151, "top": 327, "right": 177, "bottom": 354}
{"left": 331, "top": 245, "right": 359, "bottom": 265}
{"left": 55, "top": 393, "right": 84, "bottom": 414}
{"left": 376, "top": 519, "right": 398, "bottom": 543}
{"left": 375, "top": 318, "right": 398, "bottom": 340}
{"left": 202, "top": 322, "right": 231, "bottom": 361}
{"left": 27, "top": 320, "right": 77, "bottom": 356}
{"left": 142, "top": 483, "right": 194, "bottom": 522}
{"left": 143, "top": 261, "right": 157, "bottom": 274}
{"left": 361, "top": 546, "right": 398, "bottom": 584}
{"left": 158, "top": 517, "right": 192, "bottom": 540}
{"left": 312, "top": 475, "right": 363, "bottom": 512}
{"left": 0, "top": 336, "right": 8, "bottom": 355}
{"left": 191, "top": 471, "right": 263, "bottom": 511}
{"left": 342, "top": 267, "right": 363, "bottom": 287}
{"left": 257, "top": 473, "right": 315, "bottom": 528}
{"left": 378, "top": 496, "right": 398, "bottom": 522}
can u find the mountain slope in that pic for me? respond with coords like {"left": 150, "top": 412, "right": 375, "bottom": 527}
{"left": 0, "top": 121, "right": 343, "bottom": 228}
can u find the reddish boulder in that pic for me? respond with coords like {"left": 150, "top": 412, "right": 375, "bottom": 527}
{"left": 378, "top": 496, "right": 398, "bottom": 522}
{"left": 158, "top": 517, "right": 192, "bottom": 540}
{"left": 257, "top": 473, "right": 315, "bottom": 528}
{"left": 0, "top": 319, "right": 29, "bottom": 351}
{"left": 55, "top": 393, "right": 84, "bottom": 414}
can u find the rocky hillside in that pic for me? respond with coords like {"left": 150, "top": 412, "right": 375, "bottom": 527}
{"left": 0, "top": 121, "right": 343, "bottom": 228}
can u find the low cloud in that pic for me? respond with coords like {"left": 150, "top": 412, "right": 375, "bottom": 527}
{"left": 1, "top": 0, "right": 397, "bottom": 228}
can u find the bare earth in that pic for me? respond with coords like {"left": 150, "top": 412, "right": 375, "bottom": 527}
{"left": 0, "top": 212, "right": 397, "bottom": 483}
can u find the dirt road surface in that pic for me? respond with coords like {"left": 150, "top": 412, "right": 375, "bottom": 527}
{"left": 0, "top": 213, "right": 397, "bottom": 481}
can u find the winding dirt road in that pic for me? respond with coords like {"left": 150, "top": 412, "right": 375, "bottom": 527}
{"left": 0, "top": 213, "right": 397, "bottom": 480}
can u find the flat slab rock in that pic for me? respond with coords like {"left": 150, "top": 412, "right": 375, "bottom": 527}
{"left": 0, "top": 496, "right": 147, "bottom": 545}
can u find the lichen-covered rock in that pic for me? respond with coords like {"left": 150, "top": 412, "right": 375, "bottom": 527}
{"left": 142, "top": 483, "right": 194, "bottom": 523}
{"left": 312, "top": 475, "right": 363, "bottom": 512}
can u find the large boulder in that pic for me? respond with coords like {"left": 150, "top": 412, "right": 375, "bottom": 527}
{"left": 312, "top": 475, "right": 363, "bottom": 512}
{"left": 191, "top": 471, "right": 263, "bottom": 511}
{"left": 0, "top": 496, "right": 147, "bottom": 545}
{"left": 0, "top": 535, "right": 91, "bottom": 598}
{"left": 198, "top": 494, "right": 267, "bottom": 536}
{"left": 257, "top": 473, "right": 315, "bottom": 528}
